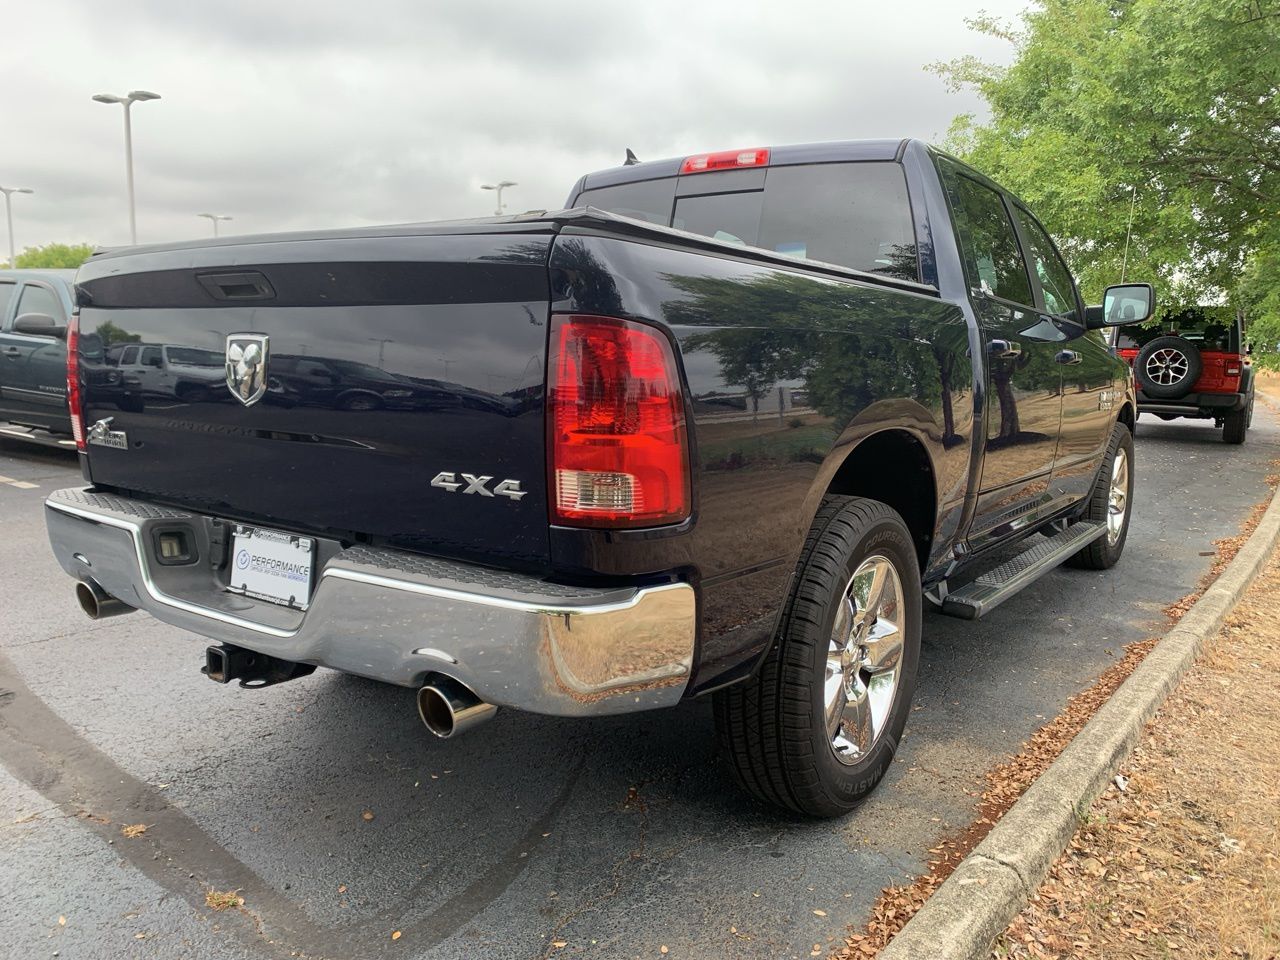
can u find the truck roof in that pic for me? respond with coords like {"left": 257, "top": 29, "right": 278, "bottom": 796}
{"left": 577, "top": 138, "right": 913, "bottom": 191}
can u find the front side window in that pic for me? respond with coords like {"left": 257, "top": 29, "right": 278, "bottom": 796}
{"left": 1013, "top": 208, "right": 1079, "bottom": 320}
{"left": 943, "top": 167, "right": 1033, "bottom": 306}
{"left": 15, "top": 283, "right": 63, "bottom": 323}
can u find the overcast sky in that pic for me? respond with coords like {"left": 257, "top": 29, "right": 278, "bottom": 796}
{"left": 2, "top": 0, "right": 1030, "bottom": 252}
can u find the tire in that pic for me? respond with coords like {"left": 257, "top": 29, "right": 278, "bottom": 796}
{"left": 1223, "top": 401, "right": 1249, "bottom": 444}
{"left": 714, "top": 496, "right": 922, "bottom": 818}
{"left": 1065, "top": 422, "right": 1133, "bottom": 570}
{"left": 1134, "top": 337, "right": 1201, "bottom": 399}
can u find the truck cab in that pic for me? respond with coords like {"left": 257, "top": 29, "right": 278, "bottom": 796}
{"left": 0, "top": 269, "right": 75, "bottom": 443}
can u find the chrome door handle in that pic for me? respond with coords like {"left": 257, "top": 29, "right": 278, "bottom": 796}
{"left": 1, "top": 346, "right": 21, "bottom": 358}
{"left": 987, "top": 339, "right": 1022, "bottom": 359}
{"left": 1056, "top": 350, "right": 1083, "bottom": 365}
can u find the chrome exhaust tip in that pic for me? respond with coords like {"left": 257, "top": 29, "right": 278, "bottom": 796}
{"left": 417, "top": 676, "right": 496, "bottom": 739}
{"left": 75, "top": 579, "right": 135, "bottom": 620}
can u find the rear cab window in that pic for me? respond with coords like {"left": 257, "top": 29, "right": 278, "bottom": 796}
{"left": 575, "top": 161, "right": 920, "bottom": 283}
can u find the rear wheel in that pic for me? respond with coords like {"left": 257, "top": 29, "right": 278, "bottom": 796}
{"left": 1223, "top": 400, "right": 1250, "bottom": 444}
{"left": 1065, "top": 422, "right": 1133, "bottom": 570}
{"left": 714, "top": 497, "right": 921, "bottom": 818}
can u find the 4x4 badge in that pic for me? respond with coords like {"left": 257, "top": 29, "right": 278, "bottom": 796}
{"left": 430, "top": 472, "right": 527, "bottom": 500}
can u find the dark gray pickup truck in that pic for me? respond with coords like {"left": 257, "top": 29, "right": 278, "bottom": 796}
{"left": 0, "top": 269, "right": 77, "bottom": 446}
{"left": 44, "top": 139, "right": 1151, "bottom": 816}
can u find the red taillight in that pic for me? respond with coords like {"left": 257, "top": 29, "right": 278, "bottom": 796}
{"left": 66, "top": 313, "right": 85, "bottom": 451}
{"left": 1226, "top": 363, "right": 1242, "bottom": 376}
{"left": 547, "top": 314, "right": 690, "bottom": 528}
{"left": 680, "top": 148, "right": 770, "bottom": 175}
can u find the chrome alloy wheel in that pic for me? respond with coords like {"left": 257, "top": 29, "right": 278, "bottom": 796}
{"left": 1107, "top": 445, "right": 1130, "bottom": 546}
{"left": 1145, "top": 348, "right": 1190, "bottom": 386}
{"left": 824, "top": 556, "right": 905, "bottom": 765}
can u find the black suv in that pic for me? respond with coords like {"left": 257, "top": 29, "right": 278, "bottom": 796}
{"left": 1116, "top": 308, "right": 1256, "bottom": 444}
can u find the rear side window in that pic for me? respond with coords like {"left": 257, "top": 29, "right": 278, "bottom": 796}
{"left": 944, "top": 170, "right": 1033, "bottom": 306}
{"left": 575, "top": 162, "right": 920, "bottom": 282}
{"left": 1013, "top": 208, "right": 1079, "bottom": 320}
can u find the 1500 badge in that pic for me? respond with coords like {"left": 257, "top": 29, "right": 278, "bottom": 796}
{"left": 430, "top": 471, "right": 527, "bottom": 500}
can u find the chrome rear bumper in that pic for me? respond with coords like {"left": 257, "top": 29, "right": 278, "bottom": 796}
{"left": 45, "top": 487, "right": 695, "bottom": 716}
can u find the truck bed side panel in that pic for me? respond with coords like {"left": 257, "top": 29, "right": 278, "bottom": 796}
{"left": 548, "top": 233, "right": 973, "bottom": 686}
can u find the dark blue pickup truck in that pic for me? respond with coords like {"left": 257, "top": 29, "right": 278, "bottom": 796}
{"left": 44, "top": 139, "right": 1151, "bottom": 816}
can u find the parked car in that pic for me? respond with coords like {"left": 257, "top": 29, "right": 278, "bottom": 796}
{"left": 44, "top": 139, "right": 1150, "bottom": 816}
{"left": 1113, "top": 308, "right": 1255, "bottom": 443}
{"left": 0, "top": 269, "right": 76, "bottom": 445}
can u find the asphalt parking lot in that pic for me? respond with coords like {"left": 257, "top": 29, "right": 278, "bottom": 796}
{"left": 2, "top": 409, "right": 1278, "bottom": 960}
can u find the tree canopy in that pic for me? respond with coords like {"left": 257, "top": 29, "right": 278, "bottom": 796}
{"left": 934, "top": 0, "right": 1279, "bottom": 327}
{"left": 14, "top": 242, "right": 96, "bottom": 269}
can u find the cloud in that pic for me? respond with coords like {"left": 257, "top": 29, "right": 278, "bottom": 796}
{"left": 2, "top": 0, "right": 1027, "bottom": 250}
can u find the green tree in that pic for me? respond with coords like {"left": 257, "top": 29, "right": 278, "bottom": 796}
{"left": 14, "top": 242, "right": 96, "bottom": 269}
{"left": 933, "top": 1, "right": 1280, "bottom": 307}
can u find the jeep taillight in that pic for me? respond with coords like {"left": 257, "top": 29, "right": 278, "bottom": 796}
{"left": 547, "top": 314, "right": 690, "bottom": 528}
{"left": 66, "top": 312, "right": 85, "bottom": 451}
{"left": 1226, "top": 362, "right": 1242, "bottom": 376}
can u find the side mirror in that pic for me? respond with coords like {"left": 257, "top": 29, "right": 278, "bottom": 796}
{"left": 1085, "top": 283, "right": 1155, "bottom": 329}
{"left": 12, "top": 312, "right": 66, "bottom": 339}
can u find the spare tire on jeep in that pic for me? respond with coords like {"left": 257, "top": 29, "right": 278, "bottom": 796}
{"left": 1135, "top": 336, "right": 1202, "bottom": 399}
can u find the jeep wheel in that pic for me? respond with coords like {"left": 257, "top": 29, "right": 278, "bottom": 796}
{"left": 1134, "top": 336, "right": 1202, "bottom": 399}
{"left": 714, "top": 496, "right": 921, "bottom": 818}
{"left": 1065, "top": 422, "right": 1133, "bottom": 570}
{"left": 1223, "top": 401, "right": 1250, "bottom": 445}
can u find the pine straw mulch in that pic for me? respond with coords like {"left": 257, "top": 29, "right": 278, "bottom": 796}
{"left": 993, "top": 541, "right": 1280, "bottom": 958}
{"left": 832, "top": 463, "right": 1280, "bottom": 960}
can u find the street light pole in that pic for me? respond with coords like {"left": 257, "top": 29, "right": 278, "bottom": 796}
{"left": 196, "top": 213, "right": 233, "bottom": 237}
{"left": 93, "top": 90, "right": 161, "bottom": 244}
{"left": 480, "top": 180, "right": 518, "bottom": 216}
{"left": 0, "top": 186, "right": 34, "bottom": 269}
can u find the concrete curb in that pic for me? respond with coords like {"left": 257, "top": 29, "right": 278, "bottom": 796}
{"left": 879, "top": 475, "right": 1280, "bottom": 960}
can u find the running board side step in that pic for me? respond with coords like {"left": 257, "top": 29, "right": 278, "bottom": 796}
{"left": 940, "top": 522, "right": 1107, "bottom": 620}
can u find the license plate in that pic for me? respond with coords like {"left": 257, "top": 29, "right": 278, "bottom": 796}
{"left": 228, "top": 524, "right": 315, "bottom": 610}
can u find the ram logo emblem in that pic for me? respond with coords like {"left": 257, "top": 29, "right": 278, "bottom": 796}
{"left": 431, "top": 472, "right": 527, "bottom": 501}
{"left": 225, "top": 334, "right": 270, "bottom": 407}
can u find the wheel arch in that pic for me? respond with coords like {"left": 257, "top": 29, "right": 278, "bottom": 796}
{"left": 819, "top": 426, "right": 938, "bottom": 573}
{"left": 1116, "top": 400, "right": 1135, "bottom": 433}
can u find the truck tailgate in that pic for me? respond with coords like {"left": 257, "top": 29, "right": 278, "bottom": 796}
{"left": 74, "top": 230, "right": 553, "bottom": 568}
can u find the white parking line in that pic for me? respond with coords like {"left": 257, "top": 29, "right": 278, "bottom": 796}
{"left": 0, "top": 475, "right": 38, "bottom": 490}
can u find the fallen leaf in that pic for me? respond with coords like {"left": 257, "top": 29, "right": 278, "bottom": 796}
{"left": 338, "top": 884, "right": 347, "bottom": 894}
{"left": 58, "top": 916, "right": 66, "bottom": 926}
{"left": 121, "top": 824, "right": 148, "bottom": 839}
{"left": 551, "top": 941, "right": 567, "bottom": 949}
{"left": 205, "top": 889, "right": 244, "bottom": 911}
{"left": 391, "top": 930, "right": 402, "bottom": 941}
{"left": 814, "top": 909, "right": 828, "bottom": 917}
{"left": 661, "top": 947, "right": 669, "bottom": 955}
{"left": 361, "top": 810, "right": 375, "bottom": 822}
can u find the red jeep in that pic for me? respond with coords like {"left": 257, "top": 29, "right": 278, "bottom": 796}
{"left": 1115, "top": 308, "right": 1256, "bottom": 444}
